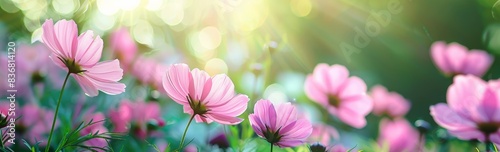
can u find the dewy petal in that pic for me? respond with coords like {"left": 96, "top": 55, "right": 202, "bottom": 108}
{"left": 75, "top": 30, "right": 103, "bottom": 66}
{"left": 462, "top": 50, "right": 493, "bottom": 77}
{"left": 430, "top": 103, "right": 476, "bottom": 131}
{"left": 163, "top": 64, "right": 191, "bottom": 104}
{"left": 431, "top": 41, "right": 452, "bottom": 74}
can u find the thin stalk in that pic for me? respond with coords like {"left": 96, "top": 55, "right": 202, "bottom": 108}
{"left": 45, "top": 72, "right": 70, "bottom": 152}
{"left": 270, "top": 142, "right": 273, "bottom": 152}
{"left": 177, "top": 114, "right": 196, "bottom": 151}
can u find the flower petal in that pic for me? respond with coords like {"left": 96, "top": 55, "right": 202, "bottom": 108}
{"left": 75, "top": 30, "right": 103, "bottom": 66}
{"left": 430, "top": 103, "right": 476, "bottom": 131}
{"left": 163, "top": 64, "right": 191, "bottom": 104}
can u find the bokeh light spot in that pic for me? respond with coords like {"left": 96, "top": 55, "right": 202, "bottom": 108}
{"left": 204, "top": 58, "right": 228, "bottom": 75}
{"left": 290, "top": 0, "right": 312, "bottom": 17}
{"left": 198, "top": 26, "right": 222, "bottom": 50}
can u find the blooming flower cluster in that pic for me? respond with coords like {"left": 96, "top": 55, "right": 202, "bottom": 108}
{"left": 1, "top": 16, "right": 499, "bottom": 152}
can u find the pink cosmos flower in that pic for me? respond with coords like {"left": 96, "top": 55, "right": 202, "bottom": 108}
{"left": 41, "top": 19, "right": 125, "bottom": 97}
{"left": 18, "top": 104, "right": 58, "bottom": 145}
{"left": 304, "top": 63, "right": 372, "bottom": 128}
{"left": 109, "top": 28, "right": 138, "bottom": 71}
{"left": 17, "top": 43, "right": 64, "bottom": 98}
{"left": 132, "top": 57, "right": 168, "bottom": 90}
{"left": 308, "top": 123, "right": 339, "bottom": 146}
{"left": 162, "top": 63, "right": 249, "bottom": 125}
{"left": 81, "top": 112, "right": 109, "bottom": 152}
{"left": 430, "top": 75, "right": 500, "bottom": 143}
{"left": 431, "top": 41, "right": 493, "bottom": 77}
{"left": 249, "top": 99, "right": 313, "bottom": 148}
{"left": 109, "top": 100, "right": 164, "bottom": 139}
{"left": 378, "top": 118, "right": 419, "bottom": 152}
{"left": 370, "top": 85, "right": 410, "bottom": 118}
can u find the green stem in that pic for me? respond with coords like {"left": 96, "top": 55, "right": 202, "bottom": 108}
{"left": 177, "top": 114, "right": 196, "bottom": 151}
{"left": 45, "top": 72, "right": 70, "bottom": 152}
{"left": 270, "top": 142, "right": 273, "bottom": 152}
{"left": 486, "top": 141, "right": 493, "bottom": 152}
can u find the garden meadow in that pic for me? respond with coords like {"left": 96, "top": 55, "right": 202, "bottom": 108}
{"left": 2, "top": 0, "right": 500, "bottom": 152}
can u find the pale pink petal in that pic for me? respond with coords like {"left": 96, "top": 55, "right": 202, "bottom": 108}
{"left": 254, "top": 99, "right": 274, "bottom": 130}
{"left": 275, "top": 103, "right": 297, "bottom": 128}
{"left": 444, "top": 43, "right": 468, "bottom": 72}
{"left": 75, "top": 30, "right": 103, "bottom": 66}
{"left": 280, "top": 119, "right": 312, "bottom": 139}
{"left": 248, "top": 114, "right": 265, "bottom": 137}
{"left": 338, "top": 76, "right": 367, "bottom": 100}
{"left": 326, "top": 64, "right": 349, "bottom": 94}
{"left": 163, "top": 64, "right": 191, "bottom": 104}
{"left": 310, "top": 64, "right": 330, "bottom": 93}
{"left": 308, "top": 123, "right": 339, "bottom": 145}
{"left": 206, "top": 113, "right": 243, "bottom": 125}
{"left": 447, "top": 75, "right": 488, "bottom": 122}
{"left": 204, "top": 74, "right": 235, "bottom": 105}
{"left": 49, "top": 54, "right": 67, "bottom": 71}
{"left": 189, "top": 69, "right": 211, "bottom": 101}
{"left": 430, "top": 103, "right": 476, "bottom": 130}
{"left": 84, "top": 59, "right": 123, "bottom": 82}
{"left": 82, "top": 60, "right": 126, "bottom": 96}
{"left": 480, "top": 87, "right": 499, "bottom": 122}
{"left": 448, "top": 129, "right": 485, "bottom": 141}
{"left": 431, "top": 41, "right": 452, "bottom": 74}
{"left": 462, "top": 50, "right": 493, "bottom": 77}
{"left": 207, "top": 94, "right": 248, "bottom": 116}
{"left": 340, "top": 95, "right": 372, "bottom": 118}
{"left": 378, "top": 119, "right": 419, "bottom": 152}
{"left": 82, "top": 74, "right": 126, "bottom": 96}
{"left": 73, "top": 74, "right": 99, "bottom": 97}
{"left": 110, "top": 28, "right": 137, "bottom": 65}
{"left": 41, "top": 19, "right": 70, "bottom": 58}
{"left": 489, "top": 132, "right": 500, "bottom": 144}
{"left": 304, "top": 75, "right": 328, "bottom": 105}
{"left": 370, "top": 85, "right": 410, "bottom": 118}
{"left": 337, "top": 106, "right": 366, "bottom": 129}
